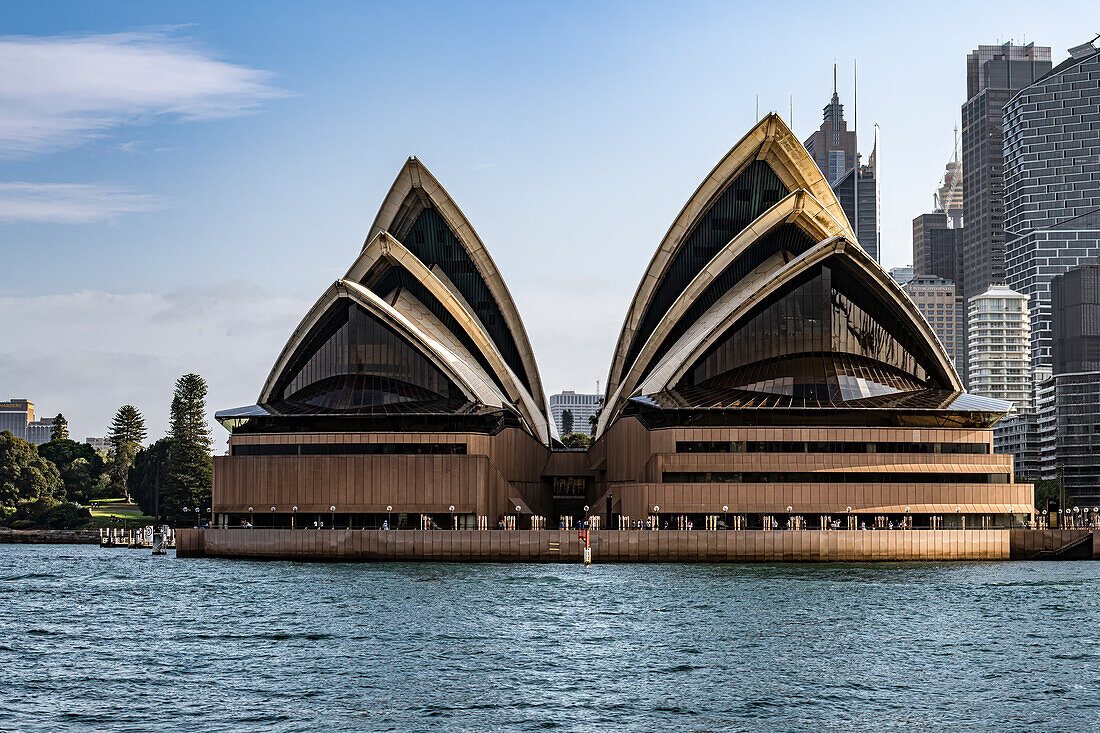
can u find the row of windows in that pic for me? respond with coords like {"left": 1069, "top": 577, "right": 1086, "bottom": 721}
{"left": 232, "top": 443, "right": 468, "bottom": 456}
{"left": 675, "top": 441, "right": 990, "bottom": 454}
{"left": 662, "top": 472, "right": 1011, "bottom": 484}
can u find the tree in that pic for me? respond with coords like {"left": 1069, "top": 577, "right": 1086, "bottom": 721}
{"left": 561, "top": 432, "right": 594, "bottom": 449}
{"left": 561, "top": 409, "right": 574, "bottom": 435}
{"left": 588, "top": 396, "right": 605, "bottom": 434}
{"left": 160, "top": 374, "right": 213, "bottom": 525}
{"left": 38, "top": 439, "right": 106, "bottom": 505}
{"left": 1033, "top": 477, "right": 1061, "bottom": 511}
{"left": 50, "top": 414, "right": 69, "bottom": 441}
{"left": 107, "top": 405, "right": 147, "bottom": 499}
{"left": 129, "top": 439, "right": 172, "bottom": 519}
{"left": 0, "top": 431, "right": 63, "bottom": 510}
{"left": 108, "top": 404, "right": 147, "bottom": 448}
{"left": 169, "top": 374, "right": 212, "bottom": 450}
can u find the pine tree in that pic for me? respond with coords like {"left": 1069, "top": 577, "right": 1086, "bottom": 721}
{"left": 163, "top": 374, "right": 213, "bottom": 524}
{"left": 108, "top": 405, "right": 147, "bottom": 449}
{"left": 168, "top": 374, "right": 211, "bottom": 451}
{"left": 106, "top": 405, "right": 147, "bottom": 500}
{"left": 50, "top": 414, "right": 69, "bottom": 441}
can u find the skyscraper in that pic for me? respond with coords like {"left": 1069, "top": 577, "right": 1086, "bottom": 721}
{"left": 803, "top": 67, "right": 856, "bottom": 185}
{"left": 1035, "top": 264, "right": 1100, "bottom": 505}
{"left": 912, "top": 144, "right": 968, "bottom": 386}
{"left": 1003, "top": 39, "right": 1100, "bottom": 369}
{"left": 960, "top": 43, "right": 1051, "bottom": 300}
{"left": 913, "top": 211, "right": 964, "bottom": 284}
{"left": 1051, "top": 264, "right": 1100, "bottom": 374}
{"left": 803, "top": 68, "right": 880, "bottom": 262}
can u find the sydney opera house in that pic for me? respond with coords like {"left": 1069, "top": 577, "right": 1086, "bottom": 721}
{"left": 206, "top": 114, "right": 1031, "bottom": 552}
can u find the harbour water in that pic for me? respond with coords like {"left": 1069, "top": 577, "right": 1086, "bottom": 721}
{"left": 2, "top": 544, "right": 1099, "bottom": 731}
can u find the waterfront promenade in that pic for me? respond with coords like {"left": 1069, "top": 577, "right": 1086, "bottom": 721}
{"left": 176, "top": 527, "right": 1099, "bottom": 562}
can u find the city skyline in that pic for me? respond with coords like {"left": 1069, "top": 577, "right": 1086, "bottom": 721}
{"left": 1, "top": 0, "right": 1097, "bottom": 440}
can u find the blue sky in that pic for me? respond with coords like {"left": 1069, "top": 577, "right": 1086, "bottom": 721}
{"left": 2, "top": 0, "right": 1097, "bottom": 443}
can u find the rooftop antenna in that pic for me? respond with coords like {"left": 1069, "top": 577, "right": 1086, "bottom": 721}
{"left": 853, "top": 60, "right": 858, "bottom": 244}
{"left": 789, "top": 95, "right": 793, "bottom": 127}
{"left": 755, "top": 94, "right": 759, "bottom": 121}
{"left": 833, "top": 62, "right": 837, "bottom": 94}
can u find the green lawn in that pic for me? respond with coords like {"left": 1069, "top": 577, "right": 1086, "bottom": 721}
{"left": 88, "top": 504, "right": 153, "bottom": 526}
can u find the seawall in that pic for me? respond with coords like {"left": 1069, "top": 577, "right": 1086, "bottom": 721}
{"left": 0, "top": 528, "right": 101, "bottom": 544}
{"left": 170, "top": 528, "right": 1098, "bottom": 562}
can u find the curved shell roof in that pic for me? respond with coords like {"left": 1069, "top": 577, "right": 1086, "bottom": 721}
{"left": 258, "top": 159, "right": 550, "bottom": 443}
{"left": 597, "top": 114, "right": 961, "bottom": 436}
{"left": 366, "top": 157, "right": 547, "bottom": 413}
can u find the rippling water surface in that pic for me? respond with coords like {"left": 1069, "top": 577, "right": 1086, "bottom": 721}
{"left": 2, "top": 544, "right": 1099, "bottom": 731}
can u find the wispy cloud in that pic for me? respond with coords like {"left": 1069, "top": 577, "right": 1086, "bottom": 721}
{"left": 0, "top": 28, "right": 285, "bottom": 156}
{"left": 0, "top": 182, "right": 166, "bottom": 223}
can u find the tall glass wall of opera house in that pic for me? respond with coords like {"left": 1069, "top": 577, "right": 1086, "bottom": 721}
{"left": 212, "top": 114, "right": 1029, "bottom": 533}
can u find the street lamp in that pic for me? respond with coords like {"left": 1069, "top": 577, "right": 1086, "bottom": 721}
{"left": 195, "top": 506, "right": 201, "bottom": 527}
{"left": 387, "top": 505, "right": 393, "bottom": 529}
{"left": 330, "top": 505, "right": 336, "bottom": 530}
{"left": 270, "top": 506, "right": 276, "bottom": 528}
{"left": 1009, "top": 506, "right": 1014, "bottom": 529}
{"left": 449, "top": 505, "right": 455, "bottom": 530}
{"left": 248, "top": 506, "right": 254, "bottom": 527}
{"left": 292, "top": 506, "right": 298, "bottom": 529}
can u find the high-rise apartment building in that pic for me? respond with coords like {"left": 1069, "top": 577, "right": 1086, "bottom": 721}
{"left": 803, "top": 71, "right": 880, "bottom": 262}
{"left": 0, "top": 399, "right": 34, "bottom": 441}
{"left": 903, "top": 276, "right": 967, "bottom": 379}
{"left": 968, "top": 285, "right": 1032, "bottom": 410}
{"left": 549, "top": 390, "right": 601, "bottom": 437}
{"left": 961, "top": 43, "right": 1051, "bottom": 300}
{"left": 1003, "top": 40, "right": 1100, "bottom": 369}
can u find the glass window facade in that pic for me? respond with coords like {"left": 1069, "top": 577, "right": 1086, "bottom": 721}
{"left": 679, "top": 262, "right": 942, "bottom": 400}
{"left": 276, "top": 302, "right": 463, "bottom": 411}
{"left": 390, "top": 205, "right": 531, "bottom": 393}
{"left": 642, "top": 223, "right": 817, "bottom": 379}
{"left": 628, "top": 160, "right": 789, "bottom": 365}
